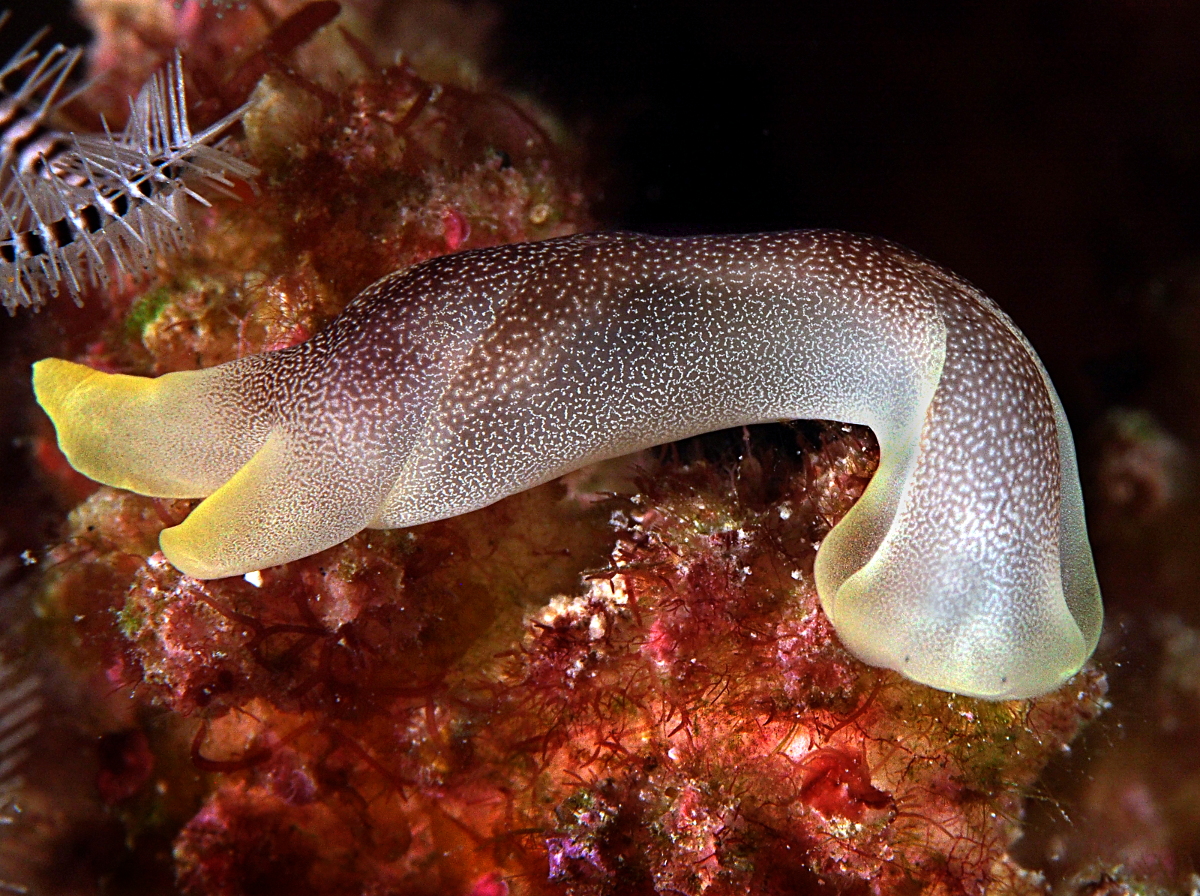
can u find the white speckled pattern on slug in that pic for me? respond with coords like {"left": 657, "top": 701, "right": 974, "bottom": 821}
{"left": 32, "top": 230, "right": 1103, "bottom": 700}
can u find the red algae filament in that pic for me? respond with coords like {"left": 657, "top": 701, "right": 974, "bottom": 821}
{"left": 797, "top": 746, "right": 893, "bottom": 822}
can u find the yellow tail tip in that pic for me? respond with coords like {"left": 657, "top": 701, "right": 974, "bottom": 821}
{"left": 31, "top": 358, "right": 102, "bottom": 427}
{"left": 32, "top": 356, "right": 273, "bottom": 501}
{"left": 30, "top": 358, "right": 165, "bottom": 493}
{"left": 159, "top": 525, "right": 231, "bottom": 580}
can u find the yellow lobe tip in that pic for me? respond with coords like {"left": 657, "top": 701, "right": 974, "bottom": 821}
{"left": 160, "top": 524, "right": 238, "bottom": 580}
{"left": 30, "top": 358, "right": 234, "bottom": 498}
{"left": 31, "top": 359, "right": 120, "bottom": 485}
{"left": 32, "top": 358, "right": 99, "bottom": 424}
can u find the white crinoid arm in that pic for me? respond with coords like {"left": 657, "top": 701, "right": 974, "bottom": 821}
{"left": 0, "top": 660, "right": 38, "bottom": 812}
{"left": 0, "top": 13, "right": 85, "bottom": 176}
{"left": 0, "top": 50, "right": 258, "bottom": 313}
{"left": 0, "top": 658, "right": 39, "bottom": 896}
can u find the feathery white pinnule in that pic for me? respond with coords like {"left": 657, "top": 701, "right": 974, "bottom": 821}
{"left": 0, "top": 13, "right": 84, "bottom": 175}
{"left": 0, "top": 659, "right": 40, "bottom": 895}
{"left": 0, "top": 662, "right": 38, "bottom": 796}
{"left": 0, "top": 26, "right": 257, "bottom": 313}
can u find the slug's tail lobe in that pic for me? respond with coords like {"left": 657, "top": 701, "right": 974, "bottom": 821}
{"left": 33, "top": 356, "right": 393, "bottom": 580}
{"left": 33, "top": 358, "right": 272, "bottom": 498}
{"left": 158, "top": 429, "right": 387, "bottom": 579}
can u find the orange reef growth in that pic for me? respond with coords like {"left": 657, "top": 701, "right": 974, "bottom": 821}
{"left": 36, "top": 422, "right": 1107, "bottom": 895}
{"left": 12, "top": 2, "right": 1110, "bottom": 895}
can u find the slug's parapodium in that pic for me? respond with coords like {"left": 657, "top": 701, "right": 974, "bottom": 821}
{"left": 32, "top": 231, "right": 1103, "bottom": 700}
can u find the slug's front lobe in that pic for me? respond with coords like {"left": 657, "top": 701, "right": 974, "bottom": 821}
{"left": 32, "top": 231, "right": 1103, "bottom": 700}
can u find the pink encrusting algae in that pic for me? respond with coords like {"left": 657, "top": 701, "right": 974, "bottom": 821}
{"left": 8, "top": 1, "right": 1123, "bottom": 894}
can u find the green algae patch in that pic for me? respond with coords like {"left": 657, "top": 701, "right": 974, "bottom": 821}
{"left": 124, "top": 287, "right": 176, "bottom": 341}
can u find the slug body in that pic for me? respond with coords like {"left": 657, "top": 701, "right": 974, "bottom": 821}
{"left": 33, "top": 231, "right": 1103, "bottom": 699}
